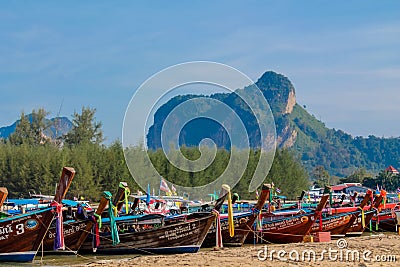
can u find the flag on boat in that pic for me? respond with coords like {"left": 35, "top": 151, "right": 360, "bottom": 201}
{"left": 146, "top": 184, "right": 151, "bottom": 205}
{"left": 276, "top": 188, "right": 281, "bottom": 194}
{"left": 397, "top": 188, "right": 400, "bottom": 194}
{"left": 375, "top": 185, "right": 380, "bottom": 195}
{"left": 171, "top": 184, "right": 177, "bottom": 195}
{"left": 160, "top": 177, "right": 171, "bottom": 193}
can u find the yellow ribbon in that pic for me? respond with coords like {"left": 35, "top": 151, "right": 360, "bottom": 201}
{"left": 227, "top": 190, "right": 234, "bottom": 237}
{"left": 113, "top": 205, "right": 118, "bottom": 217}
{"left": 358, "top": 207, "right": 365, "bottom": 228}
{"left": 94, "top": 213, "right": 102, "bottom": 229}
{"left": 124, "top": 187, "right": 130, "bottom": 214}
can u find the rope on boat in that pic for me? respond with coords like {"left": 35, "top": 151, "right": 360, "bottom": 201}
{"left": 246, "top": 224, "right": 307, "bottom": 245}
{"left": 33, "top": 223, "right": 155, "bottom": 266}
{"left": 37, "top": 214, "right": 57, "bottom": 264}
{"left": 72, "top": 224, "right": 160, "bottom": 256}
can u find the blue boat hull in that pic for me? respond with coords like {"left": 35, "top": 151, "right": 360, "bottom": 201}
{"left": 0, "top": 251, "right": 36, "bottom": 262}
{"left": 89, "top": 245, "right": 200, "bottom": 255}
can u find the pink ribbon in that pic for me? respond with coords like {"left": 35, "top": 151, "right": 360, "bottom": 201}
{"left": 212, "top": 209, "right": 223, "bottom": 248}
{"left": 51, "top": 201, "right": 65, "bottom": 250}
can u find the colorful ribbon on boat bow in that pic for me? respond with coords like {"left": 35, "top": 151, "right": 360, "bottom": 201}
{"left": 51, "top": 200, "right": 65, "bottom": 250}
{"left": 252, "top": 208, "right": 262, "bottom": 231}
{"left": 212, "top": 209, "right": 223, "bottom": 248}
{"left": 120, "top": 182, "right": 131, "bottom": 215}
{"left": 358, "top": 206, "right": 365, "bottom": 228}
{"left": 376, "top": 211, "right": 380, "bottom": 231}
{"left": 381, "top": 190, "right": 387, "bottom": 209}
{"left": 227, "top": 189, "right": 235, "bottom": 238}
{"left": 92, "top": 213, "right": 101, "bottom": 250}
{"left": 104, "top": 191, "right": 120, "bottom": 246}
{"left": 234, "top": 193, "right": 240, "bottom": 211}
{"left": 315, "top": 210, "right": 323, "bottom": 231}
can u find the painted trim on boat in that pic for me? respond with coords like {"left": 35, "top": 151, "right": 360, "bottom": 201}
{"left": 0, "top": 207, "right": 52, "bottom": 223}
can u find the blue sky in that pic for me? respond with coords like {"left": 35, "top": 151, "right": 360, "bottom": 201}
{"left": 1, "top": 1, "right": 400, "bottom": 143}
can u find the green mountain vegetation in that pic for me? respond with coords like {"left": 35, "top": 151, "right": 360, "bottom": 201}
{"left": 289, "top": 103, "right": 400, "bottom": 176}
{"left": 147, "top": 71, "right": 400, "bottom": 178}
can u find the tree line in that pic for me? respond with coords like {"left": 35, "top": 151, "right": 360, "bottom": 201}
{"left": 0, "top": 107, "right": 311, "bottom": 200}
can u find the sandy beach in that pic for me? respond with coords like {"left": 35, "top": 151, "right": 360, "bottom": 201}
{"left": 68, "top": 234, "right": 400, "bottom": 267}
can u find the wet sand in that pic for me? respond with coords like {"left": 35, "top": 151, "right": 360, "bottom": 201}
{"left": 67, "top": 234, "right": 400, "bottom": 267}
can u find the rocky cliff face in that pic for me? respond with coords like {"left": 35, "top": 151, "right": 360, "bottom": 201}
{"left": 285, "top": 90, "right": 296, "bottom": 114}
{"left": 276, "top": 125, "right": 297, "bottom": 148}
{"left": 0, "top": 116, "right": 72, "bottom": 140}
{"left": 146, "top": 71, "right": 298, "bottom": 150}
{"left": 253, "top": 71, "right": 298, "bottom": 148}
{"left": 255, "top": 71, "right": 296, "bottom": 116}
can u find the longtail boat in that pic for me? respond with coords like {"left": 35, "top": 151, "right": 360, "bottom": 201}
{"left": 311, "top": 189, "right": 373, "bottom": 238}
{"left": 246, "top": 185, "right": 330, "bottom": 244}
{"left": 40, "top": 185, "right": 124, "bottom": 254}
{"left": 79, "top": 184, "right": 229, "bottom": 254}
{"left": 0, "top": 167, "right": 75, "bottom": 262}
{"left": 370, "top": 203, "right": 400, "bottom": 232}
{"left": 346, "top": 192, "right": 383, "bottom": 236}
{"left": 202, "top": 184, "right": 269, "bottom": 247}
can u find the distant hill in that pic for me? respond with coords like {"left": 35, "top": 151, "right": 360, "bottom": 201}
{"left": 0, "top": 115, "right": 72, "bottom": 140}
{"left": 147, "top": 71, "right": 400, "bottom": 177}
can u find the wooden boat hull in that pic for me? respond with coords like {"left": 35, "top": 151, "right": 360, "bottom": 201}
{"left": 0, "top": 208, "right": 54, "bottom": 262}
{"left": 202, "top": 184, "right": 270, "bottom": 247}
{"left": 370, "top": 212, "right": 397, "bottom": 232}
{"left": 79, "top": 213, "right": 214, "bottom": 254}
{"left": 202, "top": 213, "right": 253, "bottom": 247}
{"left": 245, "top": 186, "right": 331, "bottom": 244}
{"left": 311, "top": 212, "right": 355, "bottom": 238}
{"left": 0, "top": 166, "right": 75, "bottom": 262}
{"left": 42, "top": 220, "right": 90, "bottom": 253}
{"left": 346, "top": 210, "right": 376, "bottom": 236}
{"left": 245, "top": 213, "right": 317, "bottom": 244}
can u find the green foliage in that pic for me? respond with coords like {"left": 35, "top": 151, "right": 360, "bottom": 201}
{"left": 311, "top": 165, "right": 330, "bottom": 187}
{"left": 144, "top": 147, "right": 308, "bottom": 199}
{"left": 340, "top": 168, "right": 372, "bottom": 184}
{"left": 290, "top": 104, "right": 400, "bottom": 177}
{"left": 263, "top": 149, "right": 309, "bottom": 199}
{"left": 65, "top": 107, "right": 104, "bottom": 146}
{"left": 9, "top": 108, "right": 50, "bottom": 145}
{"left": 363, "top": 170, "right": 400, "bottom": 192}
{"left": 1, "top": 107, "right": 135, "bottom": 200}
{"left": 0, "top": 140, "right": 137, "bottom": 200}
